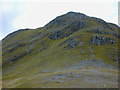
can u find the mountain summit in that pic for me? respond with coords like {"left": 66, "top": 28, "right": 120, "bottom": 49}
{"left": 2, "top": 12, "right": 119, "bottom": 88}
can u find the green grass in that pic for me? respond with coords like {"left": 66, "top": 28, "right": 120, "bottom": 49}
{"left": 2, "top": 12, "right": 119, "bottom": 88}
{"left": 3, "top": 68, "right": 118, "bottom": 88}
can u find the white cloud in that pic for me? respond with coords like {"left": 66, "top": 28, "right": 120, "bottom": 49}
{"left": 13, "top": 1, "right": 118, "bottom": 29}
{"left": 1, "top": 2, "right": 25, "bottom": 40}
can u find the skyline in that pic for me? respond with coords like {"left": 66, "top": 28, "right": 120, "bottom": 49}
{"left": 0, "top": 0, "right": 119, "bottom": 40}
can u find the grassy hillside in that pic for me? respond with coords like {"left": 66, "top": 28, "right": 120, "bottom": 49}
{"left": 2, "top": 12, "right": 120, "bottom": 88}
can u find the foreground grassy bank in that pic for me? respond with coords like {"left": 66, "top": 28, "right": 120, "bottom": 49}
{"left": 3, "top": 68, "right": 118, "bottom": 88}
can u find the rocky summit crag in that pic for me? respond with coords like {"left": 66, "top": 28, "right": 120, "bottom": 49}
{"left": 2, "top": 12, "right": 120, "bottom": 88}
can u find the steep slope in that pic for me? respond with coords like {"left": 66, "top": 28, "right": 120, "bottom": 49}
{"left": 2, "top": 12, "right": 120, "bottom": 88}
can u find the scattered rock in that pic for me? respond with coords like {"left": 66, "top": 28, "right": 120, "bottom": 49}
{"left": 104, "top": 84, "right": 106, "bottom": 87}
{"left": 77, "top": 59, "right": 116, "bottom": 69}
{"left": 58, "top": 74, "right": 62, "bottom": 76}
{"left": 92, "top": 59, "right": 96, "bottom": 61}
{"left": 61, "top": 81, "right": 64, "bottom": 83}
{"left": 88, "top": 47, "right": 93, "bottom": 53}
{"left": 81, "top": 50, "right": 85, "bottom": 53}
{"left": 79, "top": 42, "right": 83, "bottom": 46}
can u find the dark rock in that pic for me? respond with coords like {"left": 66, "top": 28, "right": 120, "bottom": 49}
{"left": 65, "top": 12, "right": 88, "bottom": 20}
{"left": 113, "top": 33, "right": 120, "bottom": 38}
{"left": 58, "top": 74, "right": 62, "bottom": 76}
{"left": 43, "top": 33, "right": 49, "bottom": 38}
{"left": 8, "top": 48, "right": 15, "bottom": 53}
{"left": 26, "top": 49, "right": 33, "bottom": 54}
{"left": 87, "top": 27, "right": 109, "bottom": 34}
{"left": 67, "top": 41, "right": 78, "bottom": 48}
{"left": 69, "top": 21, "right": 85, "bottom": 33}
{"left": 63, "top": 33, "right": 71, "bottom": 37}
{"left": 49, "top": 31, "right": 63, "bottom": 40}
{"left": 94, "top": 18, "right": 113, "bottom": 30}
{"left": 59, "top": 38, "right": 74, "bottom": 46}
{"left": 59, "top": 37, "right": 78, "bottom": 49}
{"left": 49, "top": 21, "right": 86, "bottom": 39}
{"left": 54, "top": 19, "right": 64, "bottom": 27}
{"left": 92, "top": 35, "right": 115, "bottom": 45}
{"left": 79, "top": 42, "right": 83, "bottom": 46}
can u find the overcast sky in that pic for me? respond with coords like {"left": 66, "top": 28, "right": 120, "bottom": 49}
{"left": 0, "top": 0, "right": 119, "bottom": 40}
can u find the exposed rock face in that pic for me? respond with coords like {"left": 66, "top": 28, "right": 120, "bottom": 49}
{"left": 49, "top": 21, "right": 86, "bottom": 40}
{"left": 49, "top": 31, "right": 63, "bottom": 40}
{"left": 59, "top": 37, "right": 78, "bottom": 49}
{"left": 64, "top": 12, "right": 87, "bottom": 20}
{"left": 69, "top": 21, "right": 85, "bottom": 32}
{"left": 92, "top": 35, "right": 115, "bottom": 45}
{"left": 93, "top": 17, "right": 113, "bottom": 30}
{"left": 113, "top": 33, "right": 120, "bottom": 38}
{"left": 45, "top": 12, "right": 87, "bottom": 30}
{"left": 65, "top": 40, "right": 78, "bottom": 49}
{"left": 59, "top": 38, "right": 74, "bottom": 46}
{"left": 87, "top": 27, "right": 109, "bottom": 34}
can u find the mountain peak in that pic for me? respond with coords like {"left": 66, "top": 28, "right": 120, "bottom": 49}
{"left": 64, "top": 11, "right": 87, "bottom": 18}
{"left": 66, "top": 11, "right": 85, "bottom": 15}
{"left": 45, "top": 12, "right": 87, "bottom": 29}
{"left": 2, "top": 11, "right": 119, "bottom": 88}
{"left": 66, "top": 11, "right": 79, "bottom": 14}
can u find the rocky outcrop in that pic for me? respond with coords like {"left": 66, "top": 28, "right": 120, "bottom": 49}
{"left": 92, "top": 35, "right": 115, "bottom": 45}
{"left": 64, "top": 12, "right": 87, "bottom": 20}
{"left": 49, "top": 31, "right": 63, "bottom": 40}
{"left": 49, "top": 21, "right": 86, "bottom": 40}
{"left": 59, "top": 37, "right": 78, "bottom": 49}
{"left": 45, "top": 11, "right": 87, "bottom": 30}
{"left": 69, "top": 21, "right": 85, "bottom": 32}
{"left": 65, "top": 40, "right": 78, "bottom": 49}
{"left": 93, "top": 17, "right": 113, "bottom": 30}
{"left": 49, "top": 30, "right": 71, "bottom": 40}
{"left": 113, "top": 33, "right": 120, "bottom": 38}
{"left": 87, "top": 27, "right": 109, "bottom": 34}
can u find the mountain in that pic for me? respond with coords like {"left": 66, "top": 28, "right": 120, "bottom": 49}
{"left": 2, "top": 12, "right": 120, "bottom": 88}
